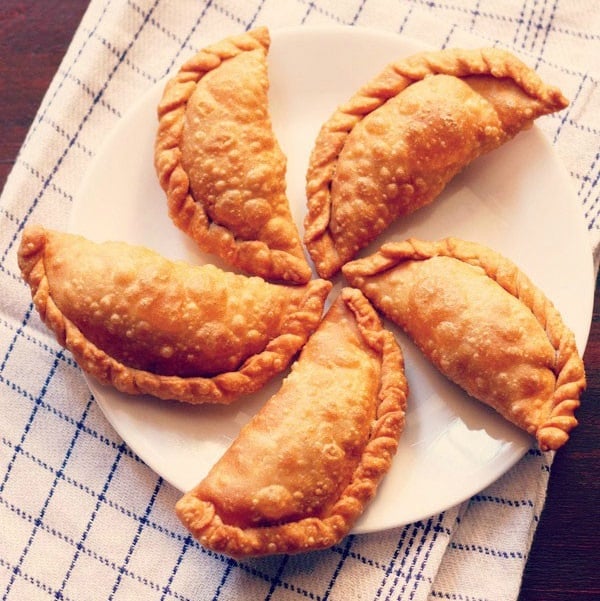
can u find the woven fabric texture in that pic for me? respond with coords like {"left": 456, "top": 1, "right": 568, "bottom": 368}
{"left": 1, "top": 1, "right": 598, "bottom": 600}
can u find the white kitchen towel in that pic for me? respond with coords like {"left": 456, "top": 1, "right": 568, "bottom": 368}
{"left": 1, "top": 1, "right": 597, "bottom": 600}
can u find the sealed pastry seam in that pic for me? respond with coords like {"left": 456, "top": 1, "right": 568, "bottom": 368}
{"left": 342, "top": 237, "right": 586, "bottom": 451}
{"left": 18, "top": 226, "right": 331, "bottom": 404}
{"left": 175, "top": 288, "right": 408, "bottom": 557}
{"left": 304, "top": 47, "right": 569, "bottom": 278}
{"left": 155, "top": 27, "right": 312, "bottom": 284}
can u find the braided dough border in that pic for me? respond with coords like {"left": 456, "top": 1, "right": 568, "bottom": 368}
{"left": 18, "top": 226, "right": 331, "bottom": 405}
{"left": 304, "top": 46, "right": 569, "bottom": 278}
{"left": 175, "top": 288, "right": 408, "bottom": 557}
{"left": 154, "top": 27, "right": 311, "bottom": 285}
{"left": 342, "top": 237, "right": 586, "bottom": 451}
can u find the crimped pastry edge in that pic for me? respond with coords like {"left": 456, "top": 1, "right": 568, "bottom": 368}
{"left": 154, "top": 26, "right": 312, "bottom": 285}
{"left": 17, "top": 225, "right": 331, "bottom": 405}
{"left": 304, "top": 46, "right": 569, "bottom": 279}
{"left": 342, "top": 237, "right": 586, "bottom": 451}
{"left": 175, "top": 287, "right": 408, "bottom": 557}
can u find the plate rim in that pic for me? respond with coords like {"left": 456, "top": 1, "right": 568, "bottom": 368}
{"left": 69, "top": 24, "right": 594, "bottom": 534}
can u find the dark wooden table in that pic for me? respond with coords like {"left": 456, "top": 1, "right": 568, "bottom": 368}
{"left": 1, "top": 2, "right": 598, "bottom": 599}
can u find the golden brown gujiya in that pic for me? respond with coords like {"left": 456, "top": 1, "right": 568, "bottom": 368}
{"left": 176, "top": 288, "right": 408, "bottom": 557}
{"left": 155, "top": 27, "right": 312, "bottom": 285}
{"left": 305, "top": 47, "right": 569, "bottom": 278}
{"left": 342, "top": 238, "right": 585, "bottom": 451}
{"left": 18, "top": 226, "right": 331, "bottom": 404}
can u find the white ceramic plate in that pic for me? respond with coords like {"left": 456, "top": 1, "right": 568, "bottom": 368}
{"left": 69, "top": 25, "right": 595, "bottom": 533}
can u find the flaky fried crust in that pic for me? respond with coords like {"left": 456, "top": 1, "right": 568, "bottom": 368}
{"left": 305, "top": 47, "right": 568, "bottom": 278}
{"left": 343, "top": 238, "right": 585, "bottom": 451}
{"left": 155, "top": 27, "right": 312, "bottom": 285}
{"left": 175, "top": 288, "right": 408, "bottom": 557}
{"left": 18, "top": 226, "right": 331, "bottom": 404}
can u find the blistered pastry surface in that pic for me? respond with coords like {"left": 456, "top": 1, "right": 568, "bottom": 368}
{"left": 343, "top": 237, "right": 585, "bottom": 450}
{"left": 176, "top": 288, "right": 408, "bottom": 557}
{"left": 155, "top": 27, "right": 311, "bottom": 284}
{"left": 18, "top": 226, "right": 331, "bottom": 404}
{"left": 305, "top": 47, "right": 568, "bottom": 278}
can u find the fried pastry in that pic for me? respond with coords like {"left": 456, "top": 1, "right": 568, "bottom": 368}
{"left": 176, "top": 288, "right": 408, "bottom": 557}
{"left": 305, "top": 47, "right": 569, "bottom": 278}
{"left": 343, "top": 238, "right": 585, "bottom": 451}
{"left": 155, "top": 27, "right": 312, "bottom": 285}
{"left": 18, "top": 226, "right": 331, "bottom": 404}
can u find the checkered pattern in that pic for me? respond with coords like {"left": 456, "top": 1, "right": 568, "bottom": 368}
{"left": 1, "top": 1, "right": 598, "bottom": 600}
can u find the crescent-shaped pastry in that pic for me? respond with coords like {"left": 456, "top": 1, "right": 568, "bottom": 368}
{"left": 18, "top": 226, "right": 331, "bottom": 404}
{"left": 342, "top": 238, "right": 585, "bottom": 451}
{"left": 176, "top": 288, "right": 408, "bottom": 557}
{"left": 305, "top": 47, "right": 569, "bottom": 278}
{"left": 155, "top": 27, "right": 312, "bottom": 285}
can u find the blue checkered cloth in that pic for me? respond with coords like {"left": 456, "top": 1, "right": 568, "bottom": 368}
{"left": 1, "top": 1, "right": 598, "bottom": 600}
